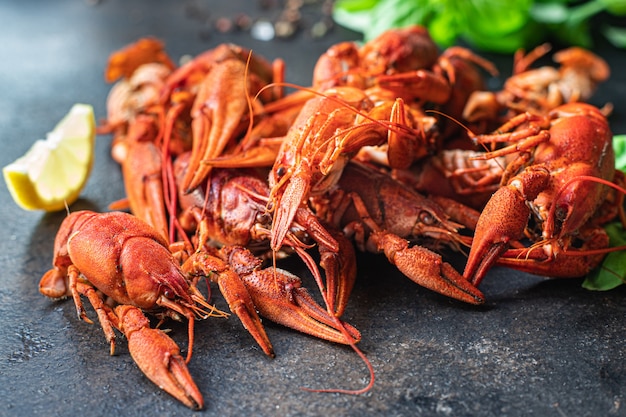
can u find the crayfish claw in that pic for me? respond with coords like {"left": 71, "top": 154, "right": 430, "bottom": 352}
{"left": 371, "top": 231, "right": 485, "bottom": 305}
{"left": 182, "top": 248, "right": 277, "bottom": 357}
{"left": 115, "top": 305, "right": 204, "bottom": 410}
{"left": 217, "top": 270, "right": 276, "bottom": 358}
{"left": 243, "top": 267, "right": 361, "bottom": 345}
{"left": 463, "top": 180, "right": 536, "bottom": 286}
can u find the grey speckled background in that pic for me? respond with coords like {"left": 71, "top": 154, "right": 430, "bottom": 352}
{"left": 1, "top": 1, "right": 625, "bottom": 416}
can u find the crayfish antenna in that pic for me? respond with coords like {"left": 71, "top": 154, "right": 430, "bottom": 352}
{"left": 188, "top": 287, "right": 230, "bottom": 319}
{"left": 298, "top": 296, "right": 375, "bottom": 396}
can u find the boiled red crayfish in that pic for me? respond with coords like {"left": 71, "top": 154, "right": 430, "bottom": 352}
{"left": 463, "top": 103, "right": 625, "bottom": 286}
{"left": 39, "top": 210, "right": 226, "bottom": 409}
{"left": 173, "top": 152, "right": 360, "bottom": 345}
{"left": 267, "top": 85, "right": 439, "bottom": 255}
{"left": 463, "top": 44, "right": 610, "bottom": 126}
{"left": 99, "top": 39, "right": 287, "bottom": 232}
{"left": 313, "top": 25, "right": 496, "bottom": 107}
{"left": 163, "top": 43, "right": 284, "bottom": 193}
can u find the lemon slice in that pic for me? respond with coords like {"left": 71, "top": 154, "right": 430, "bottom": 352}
{"left": 3, "top": 103, "right": 96, "bottom": 211}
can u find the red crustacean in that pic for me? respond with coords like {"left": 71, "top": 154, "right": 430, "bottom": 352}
{"left": 267, "top": 85, "right": 439, "bottom": 255}
{"left": 313, "top": 25, "right": 441, "bottom": 92}
{"left": 310, "top": 161, "right": 485, "bottom": 307}
{"left": 463, "top": 102, "right": 624, "bottom": 286}
{"left": 167, "top": 43, "right": 285, "bottom": 193}
{"left": 42, "top": 29, "right": 626, "bottom": 410}
{"left": 180, "top": 242, "right": 361, "bottom": 358}
{"left": 39, "top": 210, "right": 225, "bottom": 409}
{"left": 313, "top": 25, "right": 496, "bottom": 106}
{"left": 99, "top": 39, "right": 289, "bottom": 243}
{"left": 174, "top": 151, "right": 359, "bottom": 320}
{"left": 463, "top": 44, "right": 611, "bottom": 126}
{"left": 312, "top": 25, "right": 498, "bottom": 146}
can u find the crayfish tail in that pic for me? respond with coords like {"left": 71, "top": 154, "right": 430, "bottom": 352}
{"left": 39, "top": 267, "right": 70, "bottom": 299}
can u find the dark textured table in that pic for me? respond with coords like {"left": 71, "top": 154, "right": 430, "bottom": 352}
{"left": 1, "top": 2, "right": 625, "bottom": 416}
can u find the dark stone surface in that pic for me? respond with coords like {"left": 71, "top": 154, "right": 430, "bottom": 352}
{"left": 1, "top": 1, "right": 625, "bottom": 416}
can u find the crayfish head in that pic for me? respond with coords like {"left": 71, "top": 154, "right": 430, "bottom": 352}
{"left": 121, "top": 237, "right": 225, "bottom": 320}
{"left": 268, "top": 163, "right": 312, "bottom": 252}
{"left": 541, "top": 163, "right": 612, "bottom": 241}
{"left": 360, "top": 25, "right": 438, "bottom": 76}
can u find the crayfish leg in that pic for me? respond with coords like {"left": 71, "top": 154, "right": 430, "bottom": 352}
{"left": 182, "top": 249, "right": 276, "bottom": 357}
{"left": 73, "top": 277, "right": 118, "bottom": 356}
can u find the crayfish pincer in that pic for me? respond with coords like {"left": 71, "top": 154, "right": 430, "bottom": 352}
{"left": 39, "top": 210, "right": 225, "bottom": 409}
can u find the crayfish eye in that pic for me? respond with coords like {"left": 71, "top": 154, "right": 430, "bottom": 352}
{"left": 419, "top": 211, "right": 435, "bottom": 225}
{"left": 275, "top": 166, "right": 287, "bottom": 178}
{"left": 162, "top": 287, "right": 174, "bottom": 299}
{"left": 256, "top": 212, "right": 271, "bottom": 225}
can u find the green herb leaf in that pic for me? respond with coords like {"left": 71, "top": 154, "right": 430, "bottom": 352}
{"left": 332, "top": 0, "right": 626, "bottom": 52}
{"left": 460, "top": 0, "right": 533, "bottom": 36}
{"left": 583, "top": 222, "right": 626, "bottom": 290}
{"left": 428, "top": 9, "right": 462, "bottom": 48}
{"left": 462, "top": 19, "right": 543, "bottom": 53}
{"left": 614, "top": 135, "right": 626, "bottom": 173}
{"left": 602, "top": 25, "right": 626, "bottom": 48}
{"left": 365, "top": 0, "right": 436, "bottom": 41}
{"left": 334, "top": 0, "right": 380, "bottom": 13}
{"left": 599, "top": 0, "right": 626, "bottom": 15}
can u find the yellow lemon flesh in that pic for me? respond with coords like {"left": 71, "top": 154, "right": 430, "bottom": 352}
{"left": 3, "top": 103, "right": 96, "bottom": 211}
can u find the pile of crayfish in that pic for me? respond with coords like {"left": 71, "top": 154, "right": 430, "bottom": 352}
{"left": 39, "top": 27, "right": 626, "bottom": 409}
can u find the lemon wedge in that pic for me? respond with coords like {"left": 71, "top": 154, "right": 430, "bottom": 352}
{"left": 3, "top": 103, "right": 96, "bottom": 211}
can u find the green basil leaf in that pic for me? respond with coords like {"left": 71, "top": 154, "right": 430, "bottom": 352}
{"left": 583, "top": 255, "right": 626, "bottom": 290}
{"left": 460, "top": 0, "right": 533, "bottom": 36}
{"left": 428, "top": 10, "right": 462, "bottom": 47}
{"left": 462, "top": 20, "right": 544, "bottom": 53}
{"left": 601, "top": 0, "right": 626, "bottom": 15}
{"left": 583, "top": 222, "right": 626, "bottom": 290}
{"left": 364, "top": 0, "right": 436, "bottom": 41}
